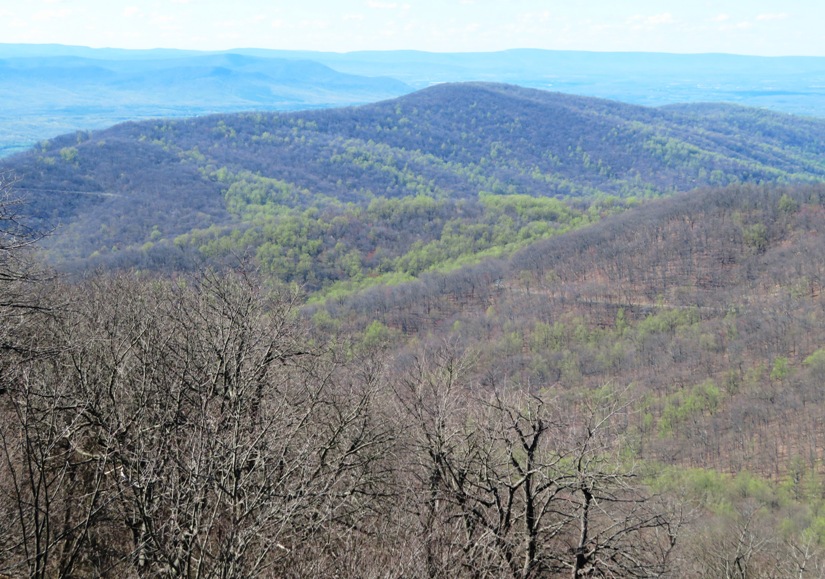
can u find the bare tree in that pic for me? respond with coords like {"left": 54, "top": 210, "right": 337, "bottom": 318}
{"left": 556, "top": 396, "right": 679, "bottom": 578}
{"left": 393, "top": 343, "right": 679, "bottom": 578}
{"left": 1, "top": 238, "right": 399, "bottom": 578}
{"left": 0, "top": 175, "right": 113, "bottom": 578}
{"left": 47, "top": 270, "right": 397, "bottom": 577}
{"left": 0, "top": 172, "right": 52, "bottom": 359}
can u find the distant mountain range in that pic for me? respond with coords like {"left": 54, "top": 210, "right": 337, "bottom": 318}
{"left": 0, "top": 47, "right": 411, "bottom": 157}
{"left": 2, "top": 43, "right": 825, "bottom": 157}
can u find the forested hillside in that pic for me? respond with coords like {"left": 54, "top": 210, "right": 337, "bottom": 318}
{"left": 318, "top": 182, "right": 825, "bottom": 477}
{"left": 3, "top": 82, "right": 825, "bottom": 295}
{"left": 6, "top": 76, "right": 825, "bottom": 574}
{"left": 308, "top": 181, "right": 825, "bottom": 575}
{"left": 5, "top": 179, "right": 825, "bottom": 576}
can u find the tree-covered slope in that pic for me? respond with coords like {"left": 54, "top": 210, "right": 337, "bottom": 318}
{"left": 7, "top": 178, "right": 825, "bottom": 577}
{"left": 4, "top": 83, "right": 825, "bottom": 287}
{"left": 317, "top": 182, "right": 825, "bottom": 477}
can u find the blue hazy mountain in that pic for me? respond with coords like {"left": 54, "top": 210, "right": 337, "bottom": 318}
{"left": 2, "top": 44, "right": 825, "bottom": 157}
{"left": 273, "top": 49, "right": 825, "bottom": 115}
{"left": 0, "top": 48, "right": 412, "bottom": 156}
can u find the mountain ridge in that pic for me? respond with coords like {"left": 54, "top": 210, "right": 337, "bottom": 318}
{"left": 3, "top": 82, "right": 825, "bottom": 286}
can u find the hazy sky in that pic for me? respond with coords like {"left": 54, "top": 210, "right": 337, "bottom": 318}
{"left": 1, "top": 0, "right": 822, "bottom": 56}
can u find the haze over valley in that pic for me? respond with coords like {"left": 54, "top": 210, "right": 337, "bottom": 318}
{"left": 3, "top": 44, "right": 825, "bottom": 157}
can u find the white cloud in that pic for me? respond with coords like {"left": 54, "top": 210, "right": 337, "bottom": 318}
{"left": 513, "top": 9, "right": 552, "bottom": 26}
{"left": 298, "top": 18, "right": 331, "bottom": 30}
{"left": 588, "top": 20, "right": 619, "bottom": 33}
{"left": 710, "top": 12, "right": 755, "bottom": 31}
{"left": 123, "top": 6, "right": 140, "bottom": 18}
{"left": 33, "top": 8, "right": 72, "bottom": 21}
{"left": 647, "top": 13, "right": 675, "bottom": 25}
{"left": 367, "top": 1, "right": 398, "bottom": 8}
{"left": 757, "top": 13, "right": 789, "bottom": 21}
{"left": 150, "top": 12, "right": 182, "bottom": 31}
{"left": 532, "top": 10, "right": 551, "bottom": 23}
{"left": 627, "top": 13, "right": 675, "bottom": 30}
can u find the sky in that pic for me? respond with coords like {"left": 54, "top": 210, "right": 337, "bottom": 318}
{"left": 1, "top": 0, "right": 823, "bottom": 56}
